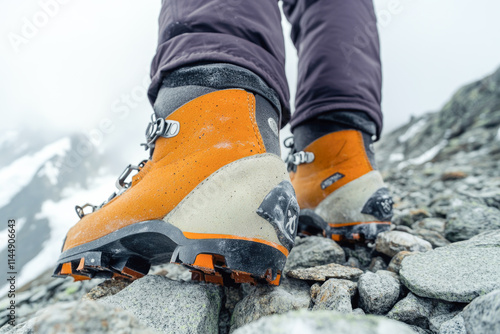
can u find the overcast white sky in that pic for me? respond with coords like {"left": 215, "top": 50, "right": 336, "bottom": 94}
{"left": 1, "top": 0, "right": 499, "bottom": 152}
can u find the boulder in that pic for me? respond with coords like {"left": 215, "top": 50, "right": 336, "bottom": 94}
{"left": 312, "top": 279, "right": 356, "bottom": 313}
{"left": 230, "top": 278, "right": 310, "bottom": 330}
{"left": 375, "top": 231, "right": 432, "bottom": 257}
{"left": 387, "top": 292, "right": 434, "bottom": 329}
{"left": 358, "top": 271, "right": 400, "bottom": 315}
{"left": 99, "top": 275, "right": 222, "bottom": 334}
{"left": 0, "top": 300, "right": 157, "bottom": 334}
{"left": 233, "top": 309, "right": 415, "bottom": 334}
{"left": 400, "top": 231, "right": 500, "bottom": 303}
{"left": 285, "top": 236, "right": 345, "bottom": 271}
{"left": 462, "top": 289, "right": 500, "bottom": 334}
{"left": 287, "top": 263, "right": 363, "bottom": 282}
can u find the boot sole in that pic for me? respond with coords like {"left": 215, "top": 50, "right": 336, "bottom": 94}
{"left": 327, "top": 221, "right": 391, "bottom": 242}
{"left": 298, "top": 209, "right": 390, "bottom": 242}
{"left": 53, "top": 219, "right": 286, "bottom": 286}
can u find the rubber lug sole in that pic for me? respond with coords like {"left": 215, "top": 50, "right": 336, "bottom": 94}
{"left": 326, "top": 221, "right": 391, "bottom": 242}
{"left": 298, "top": 209, "right": 391, "bottom": 243}
{"left": 53, "top": 220, "right": 286, "bottom": 286}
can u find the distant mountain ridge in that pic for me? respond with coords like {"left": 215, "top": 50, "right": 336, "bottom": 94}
{"left": 0, "top": 133, "right": 113, "bottom": 295}
{"left": 376, "top": 66, "right": 500, "bottom": 171}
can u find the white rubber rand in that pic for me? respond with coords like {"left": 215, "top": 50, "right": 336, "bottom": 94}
{"left": 314, "top": 170, "right": 387, "bottom": 224}
{"left": 164, "top": 153, "right": 290, "bottom": 247}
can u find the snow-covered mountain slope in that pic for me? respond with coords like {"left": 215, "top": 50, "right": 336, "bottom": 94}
{"left": 376, "top": 66, "right": 500, "bottom": 171}
{"left": 0, "top": 135, "right": 117, "bottom": 296}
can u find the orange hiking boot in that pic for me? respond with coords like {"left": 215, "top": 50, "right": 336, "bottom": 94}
{"left": 286, "top": 129, "right": 393, "bottom": 243}
{"left": 53, "top": 87, "right": 298, "bottom": 286}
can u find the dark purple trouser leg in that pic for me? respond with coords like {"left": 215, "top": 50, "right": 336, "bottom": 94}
{"left": 283, "top": 0, "right": 382, "bottom": 136}
{"left": 149, "top": 0, "right": 382, "bottom": 135}
{"left": 148, "top": 0, "right": 290, "bottom": 122}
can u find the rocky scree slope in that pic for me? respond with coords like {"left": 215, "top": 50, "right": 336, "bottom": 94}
{"left": 2, "top": 67, "right": 500, "bottom": 333}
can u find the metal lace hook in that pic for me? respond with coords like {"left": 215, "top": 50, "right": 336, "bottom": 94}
{"left": 283, "top": 136, "right": 294, "bottom": 149}
{"left": 115, "top": 160, "right": 147, "bottom": 192}
{"left": 75, "top": 203, "right": 97, "bottom": 218}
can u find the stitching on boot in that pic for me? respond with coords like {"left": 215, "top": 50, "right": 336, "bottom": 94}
{"left": 247, "top": 93, "right": 264, "bottom": 154}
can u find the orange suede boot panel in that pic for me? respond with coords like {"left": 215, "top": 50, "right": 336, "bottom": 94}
{"left": 63, "top": 89, "right": 265, "bottom": 252}
{"left": 290, "top": 130, "right": 373, "bottom": 209}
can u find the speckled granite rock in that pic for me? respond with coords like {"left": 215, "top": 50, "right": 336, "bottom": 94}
{"left": 358, "top": 271, "right": 400, "bottom": 315}
{"left": 462, "top": 289, "right": 500, "bottom": 334}
{"left": 285, "top": 236, "right": 345, "bottom": 271}
{"left": 400, "top": 231, "right": 500, "bottom": 302}
{"left": 287, "top": 263, "right": 363, "bottom": 282}
{"left": 98, "top": 275, "right": 222, "bottom": 334}
{"left": 233, "top": 310, "right": 415, "bottom": 334}
{"left": 0, "top": 300, "right": 157, "bottom": 334}
{"left": 376, "top": 231, "right": 432, "bottom": 257}
{"left": 312, "top": 279, "right": 355, "bottom": 313}
{"left": 230, "top": 278, "right": 310, "bottom": 331}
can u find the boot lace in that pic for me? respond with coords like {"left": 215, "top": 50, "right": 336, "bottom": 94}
{"left": 75, "top": 114, "right": 180, "bottom": 218}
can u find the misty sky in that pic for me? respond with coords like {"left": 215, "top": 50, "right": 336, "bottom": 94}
{"left": 1, "top": 0, "right": 499, "bottom": 157}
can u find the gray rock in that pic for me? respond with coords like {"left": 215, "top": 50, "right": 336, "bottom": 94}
{"left": 413, "top": 229, "right": 451, "bottom": 248}
{"left": 285, "top": 236, "right": 345, "bottom": 271}
{"left": 224, "top": 287, "right": 243, "bottom": 313}
{"left": 52, "top": 279, "right": 102, "bottom": 303}
{"left": 393, "top": 208, "right": 432, "bottom": 227}
{"left": 344, "top": 245, "right": 373, "bottom": 268}
{"left": 312, "top": 279, "right": 356, "bottom": 313}
{"left": 392, "top": 209, "right": 415, "bottom": 227}
{"left": 345, "top": 256, "right": 362, "bottom": 269}
{"left": 353, "top": 308, "right": 366, "bottom": 315}
{"left": 233, "top": 309, "right": 415, "bottom": 334}
{"left": 12, "top": 291, "right": 32, "bottom": 306}
{"left": 376, "top": 231, "right": 432, "bottom": 257}
{"left": 1, "top": 300, "right": 157, "bottom": 333}
{"left": 368, "top": 257, "right": 388, "bottom": 273}
{"left": 376, "top": 269, "right": 400, "bottom": 282}
{"left": 83, "top": 278, "right": 131, "bottom": 300}
{"left": 393, "top": 225, "right": 415, "bottom": 234}
{"left": 0, "top": 320, "right": 33, "bottom": 334}
{"left": 230, "top": 278, "right": 310, "bottom": 330}
{"left": 149, "top": 263, "right": 192, "bottom": 281}
{"left": 462, "top": 289, "right": 500, "bottom": 334}
{"left": 412, "top": 218, "right": 446, "bottom": 233}
{"left": 323, "top": 278, "right": 358, "bottom": 297}
{"left": 99, "top": 275, "right": 222, "bottom": 334}
{"left": 430, "top": 312, "right": 461, "bottom": 334}
{"left": 410, "top": 326, "right": 432, "bottom": 334}
{"left": 287, "top": 263, "right": 363, "bottom": 282}
{"left": 429, "top": 301, "right": 464, "bottom": 333}
{"left": 387, "top": 292, "right": 434, "bottom": 328}
{"left": 310, "top": 283, "right": 322, "bottom": 300}
{"left": 439, "top": 314, "right": 466, "bottom": 334}
{"left": 388, "top": 251, "right": 415, "bottom": 274}
{"left": 313, "top": 286, "right": 351, "bottom": 313}
{"left": 358, "top": 271, "right": 400, "bottom": 315}
{"left": 400, "top": 232, "right": 500, "bottom": 302}
{"left": 28, "top": 287, "right": 48, "bottom": 303}
{"left": 429, "top": 194, "right": 460, "bottom": 217}
{"left": 448, "top": 229, "right": 500, "bottom": 248}
{"left": 445, "top": 200, "right": 500, "bottom": 242}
